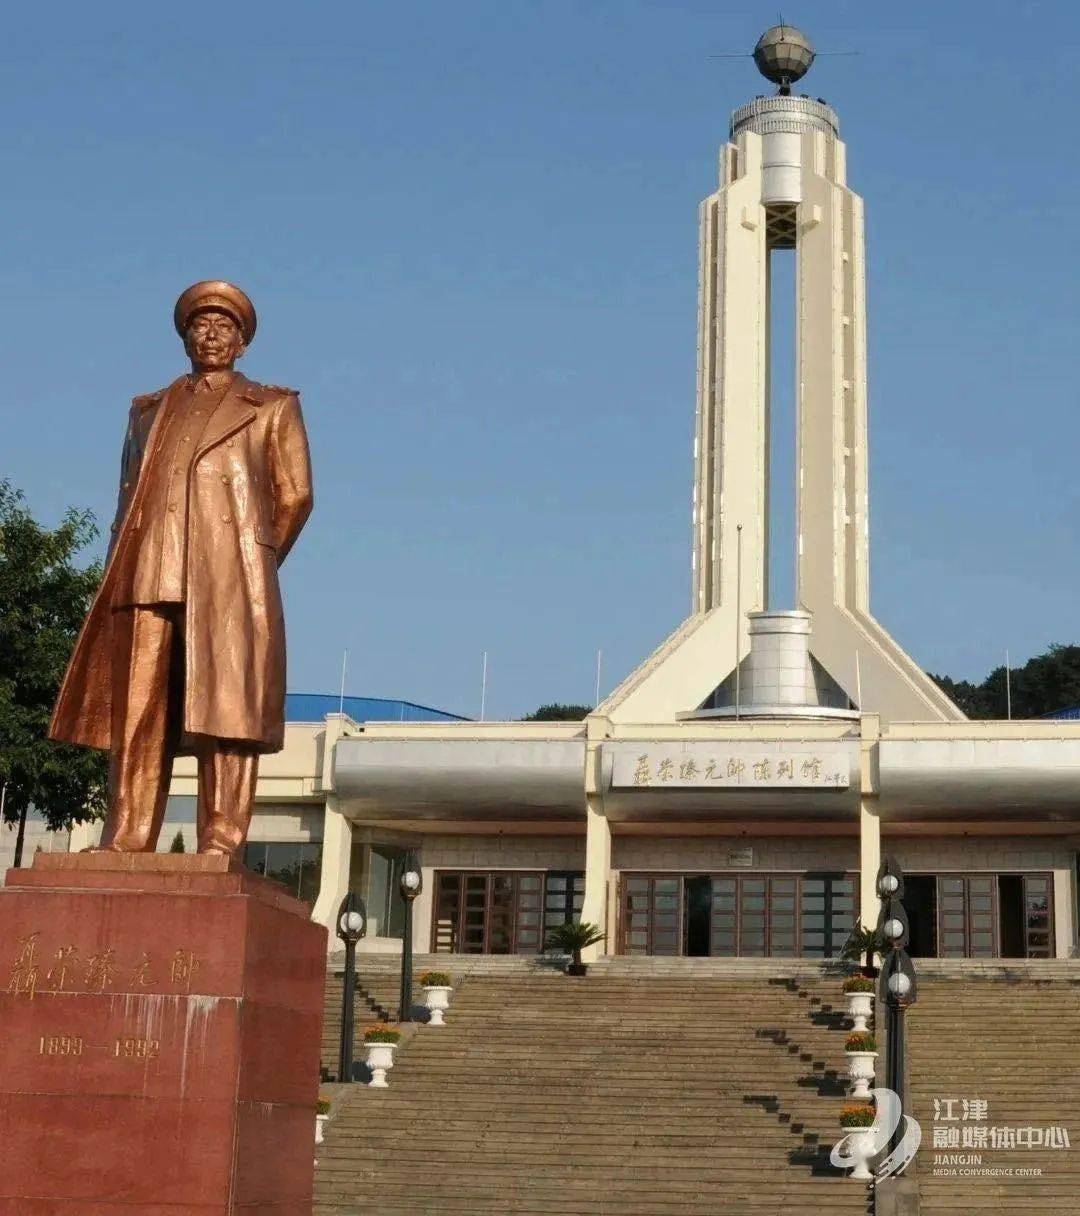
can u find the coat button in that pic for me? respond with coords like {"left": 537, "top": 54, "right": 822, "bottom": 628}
{"left": 222, "top": 514, "right": 232, "bottom": 523}
{"left": 226, "top": 439, "right": 234, "bottom": 448}
{"left": 168, "top": 504, "right": 178, "bottom": 512}
{"left": 221, "top": 475, "right": 229, "bottom": 484}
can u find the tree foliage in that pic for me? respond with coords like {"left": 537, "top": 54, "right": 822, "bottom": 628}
{"left": 929, "top": 645, "right": 1080, "bottom": 719}
{"left": 0, "top": 481, "right": 107, "bottom": 832}
{"left": 169, "top": 829, "right": 186, "bottom": 854}
{"left": 521, "top": 703, "right": 593, "bottom": 721}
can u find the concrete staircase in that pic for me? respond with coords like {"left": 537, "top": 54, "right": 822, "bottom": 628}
{"left": 907, "top": 962, "right": 1080, "bottom": 1213}
{"left": 321, "top": 962, "right": 408, "bottom": 1078}
{"left": 314, "top": 958, "right": 870, "bottom": 1215}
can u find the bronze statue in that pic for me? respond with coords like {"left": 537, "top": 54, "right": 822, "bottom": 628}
{"left": 50, "top": 282, "right": 313, "bottom": 857}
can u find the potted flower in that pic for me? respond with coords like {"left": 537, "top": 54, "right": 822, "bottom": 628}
{"left": 844, "top": 1031, "right": 877, "bottom": 1100}
{"left": 419, "top": 970, "right": 452, "bottom": 1026}
{"left": 363, "top": 1024, "right": 401, "bottom": 1088}
{"left": 315, "top": 1097, "right": 331, "bottom": 1144}
{"left": 842, "top": 974, "right": 875, "bottom": 1033}
{"left": 838, "top": 1104, "right": 877, "bottom": 1180}
{"left": 545, "top": 921, "right": 605, "bottom": 976}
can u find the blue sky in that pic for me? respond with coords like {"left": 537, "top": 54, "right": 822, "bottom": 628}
{"left": 3, "top": 1, "right": 1078, "bottom": 719}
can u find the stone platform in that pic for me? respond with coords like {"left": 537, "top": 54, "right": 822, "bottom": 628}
{"left": 0, "top": 852, "right": 327, "bottom": 1215}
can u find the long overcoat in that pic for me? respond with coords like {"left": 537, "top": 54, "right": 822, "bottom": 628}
{"left": 49, "top": 372, "right": 313, "bottom": 754}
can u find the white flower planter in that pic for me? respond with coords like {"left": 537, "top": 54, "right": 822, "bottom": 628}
{"left": 845, "top": 1050, "right": 877, "bottom": 1100}
{"left": 315, "top": 1113, "right": 329, "bottom": 1144}
{"left": 839, "top": 1126, "right": 876, "bottom": 1180}
{"left": 423, "top": 984, "right": 452, "bottom": 1026}
{"left": 364, "top": 1040, "right": 398, "bottom": 1088}
{"left": 845, "top": 991, "right": 874, "bottom": 1033}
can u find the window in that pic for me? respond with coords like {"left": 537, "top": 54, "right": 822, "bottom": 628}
{"left": 244, "top": 841, "right": 322, "bottom": 905}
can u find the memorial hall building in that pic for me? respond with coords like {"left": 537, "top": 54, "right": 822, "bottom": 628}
{"left": 70, "top": 57, "right": 1080, "bottom": 966}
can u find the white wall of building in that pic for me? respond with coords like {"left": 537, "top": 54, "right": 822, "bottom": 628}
{"left": 612, "top": 834, "right": 859, "bottom": 874}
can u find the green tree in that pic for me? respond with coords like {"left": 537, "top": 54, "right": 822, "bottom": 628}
{"left": 926, "top": 672, "right": 988, "bottom": 718}
{"left": 930, "top": 645, "right": 1080, "bottom": 719}
{"left": 169, "top": 830, "right": 186, "bottom": 854}
{"left": 521, "top": 703, "right": 593, "bottom": 722}
{"left": 0, "top": 481, "right": 107, "bottom": 863}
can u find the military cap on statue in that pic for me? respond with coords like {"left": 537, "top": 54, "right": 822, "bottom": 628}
{"left": 173, "top": 280, "right": 257, "bottom": 345}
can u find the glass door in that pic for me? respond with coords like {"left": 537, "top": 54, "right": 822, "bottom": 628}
{"left": 364, "top": 845, "right": 409, "bottom": 938}
{"left": 769, "top": 876, "right": 798, "bottom": 957}
{"left": 620, "top": 876, "right": 681, "bottom": 955}
{"left": 709, "top": 877, "right": 738, "bottom": 955}
{"left": 937, "top": 875, "right": 997, "bottom": 958}
{"left": 799, "top": 874, "right": 856, "bottom": 958}
{"left": 488, "top": 874, "right": 516, "bottom": 953}
{"left": 1023, "top": 874, "right": 1053, "bottom": 958}
{"left": 433, "top": 872, "right": 460, "bottom": 952}
{"left": 461, "top": 874, "right": 490, "bottom": 953}
{"left": 621, "top": 872, "right": 858, "bottom": 957}
{"left": 515, "top": 873, "right": 545, "bottom": 953}
{"left": 431, "top": 871, "right": 545, "bottom": 954}
{"left": 543, "top": 872, "right": 585, "bottom": 933}
{"left": 716, "top": 874, "right": 852, "bottom": 958}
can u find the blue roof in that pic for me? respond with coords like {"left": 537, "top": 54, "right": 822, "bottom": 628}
{"left": 284, "top": 693, "right": 468, "bottom": 724}
{"left": 1043, "top": 705, "right": 1080, "bottom": 720}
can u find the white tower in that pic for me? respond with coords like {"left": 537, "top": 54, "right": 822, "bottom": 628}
{"left": 600, "top": 25, "right": 961, "bottom": 726}
{"left": 690, "top": 25, "right": 961, "bottom": 723}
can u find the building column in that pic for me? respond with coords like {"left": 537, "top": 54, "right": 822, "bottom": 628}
{"left": 581, "top": 794, "right": 612, "bottom": 960}
{"left": 859, "top": 797, "right": 881, "bottom": 931}
{"left": 311, "top": 793, "right": 353, "bottom": 948}
{"left": 858, "top": 713, "right": 882, "bottom": 932}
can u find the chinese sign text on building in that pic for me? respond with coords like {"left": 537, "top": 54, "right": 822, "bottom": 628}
{"left": 610, "top": 744, "right": 851, "bottom": 790}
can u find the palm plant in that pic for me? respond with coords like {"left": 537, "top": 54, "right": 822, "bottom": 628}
{"left": 545, "top": 921, "right": 605, "bottom": 974}
{"left": 841, "top": 924, "right": 887, "bottom": 976}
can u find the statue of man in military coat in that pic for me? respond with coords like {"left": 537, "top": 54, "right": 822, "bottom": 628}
{"left": 50, "top": 281, "right": 313, "bottom": 857}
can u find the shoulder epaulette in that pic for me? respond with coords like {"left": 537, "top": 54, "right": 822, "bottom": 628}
{"left": 131, "top": 387, "right": 168, "bottom": 410}
{"left": 239, "top": 380, "right": 297, "bottom": 405}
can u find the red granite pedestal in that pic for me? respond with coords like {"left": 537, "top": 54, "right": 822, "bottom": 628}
{"left": 0, "top": 852, "right": 328, "bottom": 1215}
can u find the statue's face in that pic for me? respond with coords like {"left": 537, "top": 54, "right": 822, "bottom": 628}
{"left": 184, "top": 309, "right": 245, "bottom": 369}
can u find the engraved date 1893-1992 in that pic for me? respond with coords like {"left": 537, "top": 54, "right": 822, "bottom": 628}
{"left": 38, "top": 1034, "right": 160, "bottom": 1060}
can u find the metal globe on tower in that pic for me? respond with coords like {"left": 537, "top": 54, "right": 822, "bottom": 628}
{"left": 752, "top": 24, "right": 815, "bottom": 94}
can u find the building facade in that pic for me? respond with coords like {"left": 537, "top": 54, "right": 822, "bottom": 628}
{"left": 62, "top": 52, "right": 1080, "bottom": 962}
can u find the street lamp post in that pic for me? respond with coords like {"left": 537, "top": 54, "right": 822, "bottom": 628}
{"left": 398, "top": 852, "right": 423, "bottom": 1022}
{"left": 876, "top": 858, "right": 918, "bottom": 1156}
{"left": 335, "top": 892, "right": 367, "bottom": 1084}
